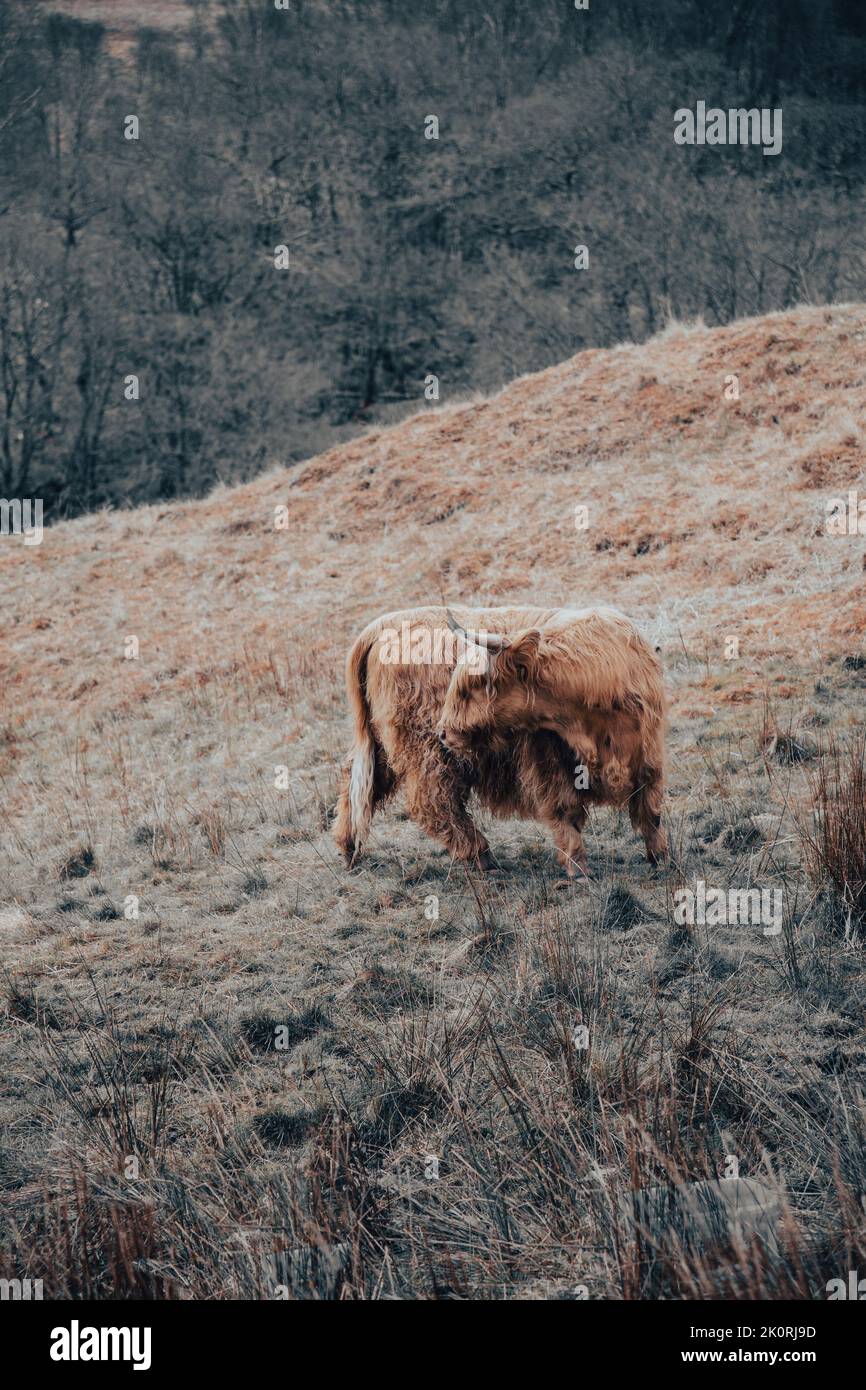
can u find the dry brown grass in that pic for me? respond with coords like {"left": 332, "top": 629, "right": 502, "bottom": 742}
{"left": 797, "top": 733, "right": 866, "bottom": 937}
{"left": 1, "top": 304, "right": 865, "bottom": 1298}
{"left": 47, "top": 0, "right": 195, "bottom": 58}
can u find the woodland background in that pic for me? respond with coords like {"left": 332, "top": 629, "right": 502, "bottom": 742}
{"left": 0, "top": 0, "right": 864, "bottom": 518}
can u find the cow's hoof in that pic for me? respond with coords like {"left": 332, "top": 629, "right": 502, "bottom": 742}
{"left": 555, "top": 869, "right": 592, "bottom": 889}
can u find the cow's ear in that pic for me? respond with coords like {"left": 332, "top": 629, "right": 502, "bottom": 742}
{"left": 499, "top": 629, "right": 540, "bottom": 683}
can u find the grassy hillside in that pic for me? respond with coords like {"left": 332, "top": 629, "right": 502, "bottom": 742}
{"left": 1, "top": 303, "right": 865, "bottom": 1298}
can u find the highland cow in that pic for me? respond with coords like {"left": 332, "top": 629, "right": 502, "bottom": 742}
{"left": 333, "top": 605, "right": 666, "bottom": 878}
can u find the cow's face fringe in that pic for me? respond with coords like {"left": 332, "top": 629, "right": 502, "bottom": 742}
{"left": 438, "top": 629, "right": 544, "bottom": 750}
{"left": 436, "top": 613, "right": 666, "bottom": 769}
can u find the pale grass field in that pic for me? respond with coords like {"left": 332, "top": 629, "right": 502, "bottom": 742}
{"left": 48, "top": 0, "right": 196, "bottom": 54}
{"left": 1, "top": 304, "right": 865, "bottom": 1298}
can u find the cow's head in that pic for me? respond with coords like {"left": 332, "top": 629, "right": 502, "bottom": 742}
{"left": 436, "top": 612, "right": 543, "bottom": 753}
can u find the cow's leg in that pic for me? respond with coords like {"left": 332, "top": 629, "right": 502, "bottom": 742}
{"left": 333, "top": 766, "right": 356, "bottom": 863}
{"left": 402, "top": 760, "right": 491, "bottom": 867}
{"left": 523, "top": 732, "right": 593, "bottom": 880}
{"left": 629, "top": 771, "right": 667, "bottom": 866}
{"left": 551, "top": 804, "right": 591, "bottom": 879}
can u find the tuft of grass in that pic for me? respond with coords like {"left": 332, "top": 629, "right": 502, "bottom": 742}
{"left": 241, "top": 872, "right": 268, "bottom": 898}
{"left": 58, "top": 846, "right": 95, "bottom": 880}
{"left": 194, "top": 806, "right": 227, "bottom": 858}
{"left": 240, "top": 1005, "right": 331, "bottom": 1053}
{"left": 90, "top": 902, "right": 120, "bottom": 922}
{"left": 5, "top": 981, "right": 64, "bottom": 1030}
{"left": 252, "top": 1107, "right": 325, "bottom": 1149}
{"left": 600, "top": 885, "right": 647, "bottom": 932}
{"left": 340, "top": 964, "right": 433, "bottom": 1017}
{"left": 797, "top": 734, "right": 866, "bottom": 936}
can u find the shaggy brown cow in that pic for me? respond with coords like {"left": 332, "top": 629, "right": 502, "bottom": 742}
{"left": 333, "top": 605, "right": 666, "bottom": 877}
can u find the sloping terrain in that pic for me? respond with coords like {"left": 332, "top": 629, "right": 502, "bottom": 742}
{"left": 4, "top": 303, "right": 866, "bottom": 746}
{"left": 1, "top": 304, "right": 865, "bottom": 1299}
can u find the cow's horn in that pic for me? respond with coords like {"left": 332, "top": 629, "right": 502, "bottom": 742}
{"left": 446, "top": 610, "right": 509, "bottom": 651}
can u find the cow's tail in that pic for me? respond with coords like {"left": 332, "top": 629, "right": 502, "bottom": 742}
{"left": 334, "top": 633, "right": 378, "bottom": 865}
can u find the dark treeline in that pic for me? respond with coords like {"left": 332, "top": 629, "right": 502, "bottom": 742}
{"left": 0, "top": 0, "right": 864, "bottom": 518}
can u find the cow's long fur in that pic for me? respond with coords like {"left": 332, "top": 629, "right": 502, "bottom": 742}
{"left": 333, "top": 605, "right": 666, "bottom": 874}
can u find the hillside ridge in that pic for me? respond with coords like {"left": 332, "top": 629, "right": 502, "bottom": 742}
{"left": 2, "top": 303, "right": 865, "bottom": 759}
